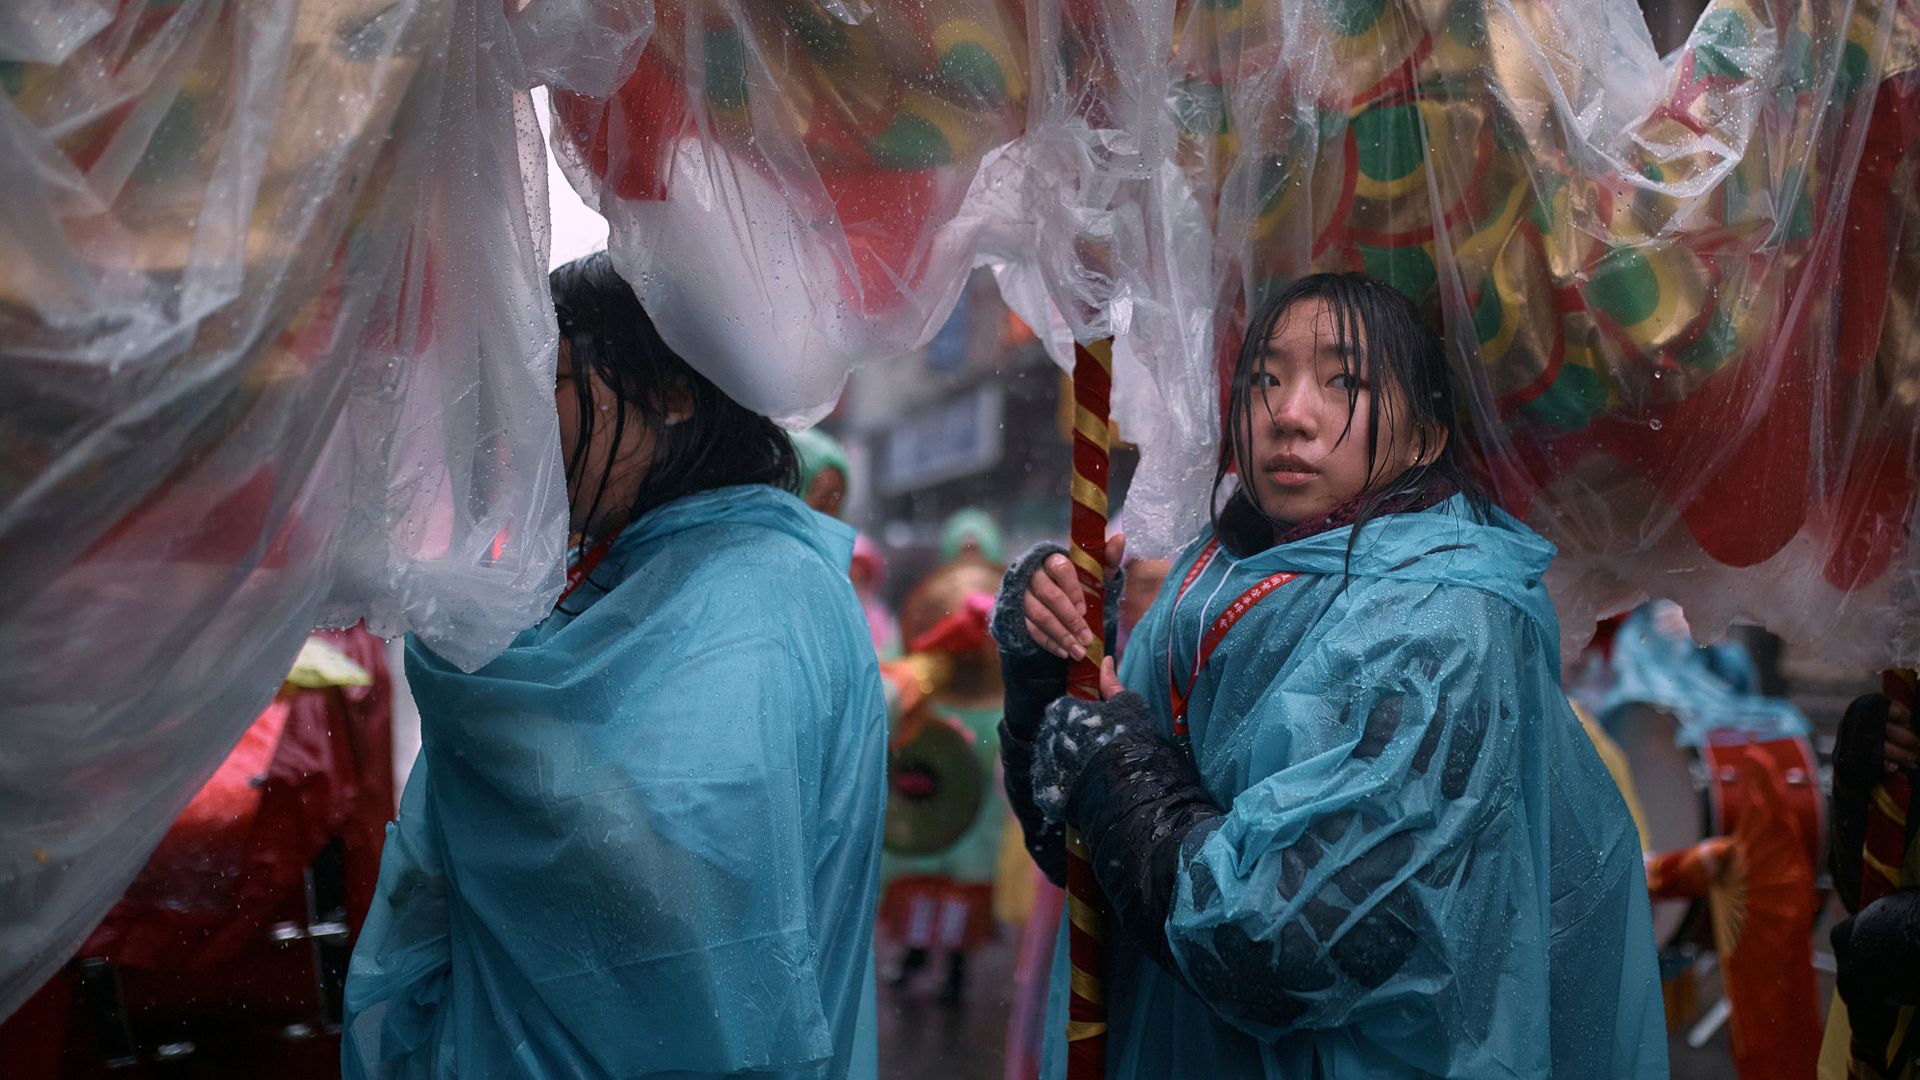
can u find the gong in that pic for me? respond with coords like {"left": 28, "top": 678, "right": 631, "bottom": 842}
{"left": 883, "top": 710, "right": 986, "bottom": 856}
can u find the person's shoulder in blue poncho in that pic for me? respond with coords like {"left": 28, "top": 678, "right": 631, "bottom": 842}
{"left": 343, "top": 253, "right": 888, "bottom": 1080}
{"left": 993, "top": 273, "right": 1668, "bottom": 1078}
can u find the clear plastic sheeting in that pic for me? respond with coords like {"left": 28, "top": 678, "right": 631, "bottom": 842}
{"left": 544, "top": 0, "right": 1222, "bottom": 552}
{"left": 551, "top": 0, "right": 1920, "bottom": 661}
{"left": 982, "top": 0, "right": 1223, "bottom": 559}
{"left": 1148, "top": 0, "right": 1920, "bottom": 665}
{"left": 548, "top": 0, "right": 1031, "bottom": 425}
{"left": 0, "top": 0, "right": 571, "bottom": 1015}
{"left": 513, "top": 0, "right": 654, "bottom": 100}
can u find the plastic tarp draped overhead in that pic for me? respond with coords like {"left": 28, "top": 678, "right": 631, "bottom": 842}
{"left": 543, "top": 0, "right": 1224, "bottom": 556}
{"left": 5, "top": 0, "right": 1917, "bottom": 1023}
{"left": 0, "top": 0, "right": 656, "bottom": 1015}
{"left": 552, "top": 0, "right": 1918, "bottom": 665}
{"left": 547, "top": 0, "right": 1034, "bottom": 426}
{"left": 1144, "top": 0, "right": 1920, "bottom": 661}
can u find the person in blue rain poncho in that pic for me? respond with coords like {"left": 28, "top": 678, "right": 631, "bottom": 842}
{"left": 343, "top": 252, "right": 889, "bottom": 1080}
{"left": 1583, "top": 598, "right": 1808, "bottom": 748}
{"left": 991, "top": 273, "right": 1667, "bottom": 1078}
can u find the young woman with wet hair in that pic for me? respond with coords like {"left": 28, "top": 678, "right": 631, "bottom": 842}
{"left": 992, "top": 272, "right": 1665, "bottom": 1078}
{"left": 345, "top": 252, "right": 888, "bottom": 1080}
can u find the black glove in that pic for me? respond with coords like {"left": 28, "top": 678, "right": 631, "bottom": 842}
{"left": 1833, "top": 888, "right": 1920, "bottom": 1009}
{"left": 993, "top": 543, "right": 1122, "bottom": 887}
{"left": 1829, "top": 693, "right": 1918, "bottom": 914}
{"left": 1029, "top": 692, "right": 1151, "bottom": 822}
{"left": 995, "top": 544, "right": 1073, "bottom": 884}
{"left": 1031, "top": 689, "right": 1223, "bottom": 983}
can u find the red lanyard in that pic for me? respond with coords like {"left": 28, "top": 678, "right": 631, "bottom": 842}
{"left": 558, "top": 536, "right": 616, "bottom": 606}
{"left": 1166, "top": 539, "right": 1298, "bottom": 738}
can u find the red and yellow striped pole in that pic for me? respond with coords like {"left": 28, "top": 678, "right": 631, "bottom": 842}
{"left": 1847, "top": 667, "right": 1916, "bottom": 1079}
{"left": 1064, "top": 339, "right": 1113, "bottom": 1077}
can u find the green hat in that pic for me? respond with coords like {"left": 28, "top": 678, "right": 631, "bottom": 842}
{"left": 792, "top": 427, "right": 849, "bottom": 494}
{"left": 939, "top": 508, "right": 1004, "bottom": 565}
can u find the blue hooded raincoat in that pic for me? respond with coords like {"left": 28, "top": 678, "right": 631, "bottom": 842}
{"left": 344, "top": 485, "right": 888, "bottom": 1080}
{"left": 1043, "top": 495, "right": 1667, "bottom": 1078}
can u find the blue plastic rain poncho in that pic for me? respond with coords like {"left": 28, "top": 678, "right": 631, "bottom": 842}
{"left": 344, "top": 485, "right": 888, "bottom": 1080}
{"left": 1043, "top": 495, "right": 1667, "bottom": 1078}
{"left": 1590, "top": 600, "right": 1809, "bottom": 748}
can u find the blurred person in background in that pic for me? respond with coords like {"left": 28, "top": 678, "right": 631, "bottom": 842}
{"left": 851, "top": 533, "right": 901, "bottom": 660}
{"left": 879, "top": 517, "right": 1009, "bottom": 1005}
{"left": 939, "top": 507, "right": 1005, "bottom": 568}
{"left": 793, "top": 427, "right": 849, "bottom": 519}
{"left": 0, "top": 629, "right": 393, "bottom": 1079}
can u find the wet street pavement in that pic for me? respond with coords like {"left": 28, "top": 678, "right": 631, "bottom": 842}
{"left": 875, "top": 931, "right": 1764, "bottom": 1079}
{"left": 877, "top": 936, "right": 1019, "bottom": 1079}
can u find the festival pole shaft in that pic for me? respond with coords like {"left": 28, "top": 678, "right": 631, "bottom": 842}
{"left": 1847, "top": 667, "right": 1915, "bottom": 1079}
{"left": 1064, "top": 339, "right": 1113, "bottom": 1077}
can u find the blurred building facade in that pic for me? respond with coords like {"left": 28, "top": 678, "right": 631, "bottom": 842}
{"left": 827, "top": 270, "right": 1138, "bottom": 601}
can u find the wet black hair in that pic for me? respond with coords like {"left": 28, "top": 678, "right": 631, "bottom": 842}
{"left": 1211, "top": 271, "right": 1488, "bottom": 553}
{"left": 550, "top": 251, "right": 798, "bottom": 551}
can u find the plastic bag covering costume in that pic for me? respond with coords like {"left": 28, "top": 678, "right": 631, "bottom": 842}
{"left": 343, "top": 485, "right": 888, "bottom": 1080}
{"left": 1130, "top": 0, "right": 1920, "bottom": 662}
{"left": 547, "top": 0, "right": 1033, "bottom": 427}
{"left": 0, "top": 0, "right": 659, "bottom": 1015}
{"left": 547, "top": 0, "right": 1919, "bottom": 664}
{"left": 1037, "top": 497, "right": 1666, "bottom": 1079}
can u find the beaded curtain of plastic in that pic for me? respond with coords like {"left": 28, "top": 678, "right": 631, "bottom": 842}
{"left": 0, "top": 0, "right": 652, "bottom": 1017}
{"left": 556, "top": 0, "right": 1919, "bottom": 664}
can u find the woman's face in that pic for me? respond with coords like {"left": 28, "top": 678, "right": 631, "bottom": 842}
{"left": 1239, "top": 296, "right": 1435, "bottom": 524}
{"left": 556, "top": 337, "right": 657, "bottom": 539}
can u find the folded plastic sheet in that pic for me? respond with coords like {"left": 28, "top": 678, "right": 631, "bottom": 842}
{"left": 543, "top": 0, "right": 1221, "bottom": 552}
{"left": 984, "top": 0, "right": 1225, "bottom": 563}
{"left": 547, "top": 0, "right": 1031, "bottom": 425}
{"left": 0, "top": 0, "right": 601, "bottom": 1016}
{"left": 1143, "top": 0, "right": 1920, "bottom": 664}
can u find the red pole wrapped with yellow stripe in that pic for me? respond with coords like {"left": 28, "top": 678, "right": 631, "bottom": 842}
{"left": 1064, "top": 339, "right": 1113, "bottom": 1077}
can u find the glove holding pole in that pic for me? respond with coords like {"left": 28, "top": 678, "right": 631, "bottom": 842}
{"left": 993, "top": 539, "right": 1228, "bottom": 993}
